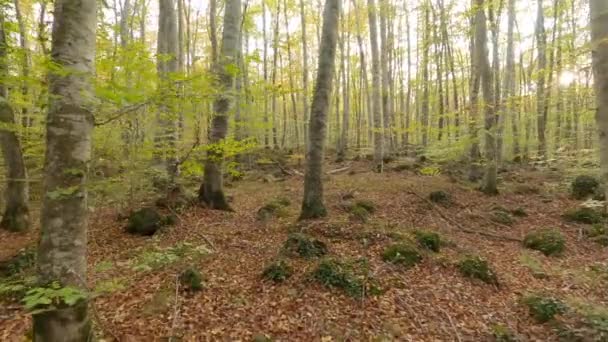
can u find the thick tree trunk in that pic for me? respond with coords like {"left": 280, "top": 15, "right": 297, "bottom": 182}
{"left": 590, "top": 0, "right": 608, "bottom": 205}
{"left": 33, "top": 0, "right": 96, "bottom": 339}
{"left": 0, "top": 15, "right": 29, "bottom": 232}
{"left": 300, "top": 0, "right": 340, "bottom": 220}
{"left": 367, "top": 0, "right": 384, "bottom": 171}
{"left": 198, "top": 0, "right": 241, "bottom": 210}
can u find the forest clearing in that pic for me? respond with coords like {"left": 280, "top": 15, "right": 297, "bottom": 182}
{"left": 0, "top": 0, "right": 607, "bottom": 340}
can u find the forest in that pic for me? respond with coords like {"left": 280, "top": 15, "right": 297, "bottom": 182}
{"left": 0, "top": 0, "right": 607, "bottom": 340}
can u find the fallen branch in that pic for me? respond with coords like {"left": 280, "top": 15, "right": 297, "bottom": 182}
{"left": 327, "top": 166, "right": 351, "bottom": 175}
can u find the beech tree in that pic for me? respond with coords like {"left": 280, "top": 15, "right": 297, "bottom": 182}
{"left": 33, "top": 0, "right": 96, "bottom": 339}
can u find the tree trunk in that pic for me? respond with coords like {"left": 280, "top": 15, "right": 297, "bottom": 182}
{"left": 367, "top": 0, "right": 384, "bottom": 171}
{"left": 300, "top": 0, "right": 310, "bottom": 150}
{"left": 0, "top": 15, "right": 29, "bottom": 232}
{"left": 271, "top": 0, "right": 280, "bottom": 150}
{"left": 536, "top": 0, "right": 547, "bottom": 159}
{"left": 421, "top": 1, "right": 430, "bottom": 147}
{"left": 337, "top": 7, "right": 350, "bottom": 161}
{"left": 504, "top": 0, "right": 518, "bottom": 160}
{"left": 300, "top": 0, "right": 340, "bottom": 220}
{"left": 379, "top": 0, "right": 391, "bottom": 154}
{"left": 590, "top": 0, "right": 608, "bottom": 205}
{"left": 198, "top": 0, "right": 241, "bottom": 210}
{"left": 33, "top": 0, "right": 96, "bottom": 339}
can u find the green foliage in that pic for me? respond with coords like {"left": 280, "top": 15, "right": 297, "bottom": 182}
{"left": 429, "top": 190, "right": 451, "bottom": 206}
{"left": 491, "top": 209, "right": 514, "bottom": 225}
{"left": 262, "top": 260, "right": 293, "bottom": 283}
{"left": 94, "top": 278, "right": 128, "bottom": 295}
{"left": 46, "top": 185, "right": 81, "bottom": 200}
{"left": 23, "top": 282, "right": 88, "bottom": 313}
{"left": 457, "top": 255, "right": 499, "bottom": 285}
{"left": 419, "top": 165, "right": 441, "bottom": 176}
{"left": 0, "top": 249, "right": 35, "bottom": 278}
{"left": 131, "top": 243, "right": 210, "bottom": 272}
{"left": 491, "top": 324, "right": 518, "bottom": 342}
{"left": 562, "top": 207, "right": 604, "bottom": 224}
{"left": 282, "top": 233, "right": 327, "bottom": 259}
{"left": 0, "top": 276, "right": 35, "bottom": 301}
{"left": 571, "top": 175, "right": 600, "bottom": 200}
{"left": 257, "top": 197, "right": 291, "bottom": 221}
{"left": 179, "top": 268, "right": 204, "bottom": 291}
{"left": 312, "top": 258, "right": 380, "bottom": 298}
{"left": 414, "top": 230, "right": 442, "bottom": 252}
{"left": 523, "top": 229, "right": 565, "bottom": 256}
{"left": 346, "top": 199, "right": 376, "bottom": 222}
{"left": 126, "top": 207, "right": 163, "bottom": 236}
{"left": 522, "top": 294, "right": 567, "bottom": 323}
{"left": 519, "top": 253, "right": 549, "bottom": 279}
{"left": 382, "top": 243, "right": 423, "bottom": 268}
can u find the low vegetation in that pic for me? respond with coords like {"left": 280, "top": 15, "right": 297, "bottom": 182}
{"left": 523, "top": 229, "right": 565, "bottom": 256}
{"left": 381, "top": 243, "right": 423, "bottom": 268}
{"left": 571, "top": 175, "right": 600, "bottom": 200}
{"left": 262, "top": 259, "right": 293, "bottom": 283}
{"left": 282, "top": 233, "right": 328, "bottom": 259}
{"left": 457, "top": 255, "right": 499, "bottom": 285}
{"left": 522, "top": 294, "right": 567, "bottom": 323}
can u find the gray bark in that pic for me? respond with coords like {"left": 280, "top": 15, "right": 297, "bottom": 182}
{"left": 300, "top": 0, "right": 340, "bottom": 219}
{"left": 300, "top": 0, "right": 310, "bottom": 150}
{"left": 367, "top": 0, "right": 384, "bottom": 171}
{"left": 536, "top": 0, "right": 547, "bottom": 158}
{"left": 33, "top": 0, "right": 96, "bottom": 339}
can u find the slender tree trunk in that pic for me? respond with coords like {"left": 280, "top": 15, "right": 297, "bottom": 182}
{"left": 468, "top": 0, "right": 482, "bottom": 181}
{"left": 283, "top": 0, "right": 300, "bottom": 149}
{"left": 504, "top": 0, "right": 518, "bottom": 160}
{"left": 379, "top": 0, "right": 391, "bottom": 154}
{"left": 263, "top": 1, "right": 270, "bottom": 147}
{"left": 590, "top": 0, "right": 608, "bottom": 205}
{"left": 300, "top": 0, "right": 340, "bottom": 220}
{"left": 337, "top": 8, "right": 350, "bottom": 161}
{"left": 13, "top": 0, "right": 32, "bottom": 132}
{"left": 33, "top": 0, "right": 95, "bottom": 339}
{"left": 0, "top": 14, "right": 29, "bottom": 232}
{"left": 421, "top": 1, "right": 430, "bottom": 147}
{"left": 199, "top": 0, "right": 241, "bottom": 210}
{"left": 367, "top": 0, "right": 384, "bottom": 171}
{"left": 300, "top": 0, "right": 310, "bottom": 149}
{"left": 536, "top": 0, "right": 547, "bottom": 159}
{"left": 271, "top": 0, "right": 280, "bottom": 149}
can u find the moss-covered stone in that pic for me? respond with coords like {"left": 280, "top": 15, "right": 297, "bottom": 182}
{"left": 429, "top": 190, "right": 451, "bottom": 206}
{"left": 382, "top": 243, "right": 423, "bottom": 268}
{"left": 562, "top": 207, "right": 604, "bottom": 224}
{"left": 346, "top": 200, "right": 376, "bottom": 222}
{"left": 262, "top": 259, "right": 292, "bottom": 283}
{"left": 257, "top": 197, "right": 291, "bottom": 221}
{"left": 571, "top": 175, "right": 600, "bottom": 200}
{"left": 126, "top": 207, "right": 163, "bottom": 236}
{"left": 522, "top": 294, "right": 567, "bottom": 323}
{"left": 282, "top": 233, "right": 327, "bottom": 259}
{"left": 523, "top": 229, "right": 565, "bottom": 256}
{"left": 414, "top": 230, "right": 441, "bottom": 252}
{"left": 179, "top": 268, "right": 203, "bottom": 292}
{"left": 457, "top": 255, "right": 499, "bottom": 285}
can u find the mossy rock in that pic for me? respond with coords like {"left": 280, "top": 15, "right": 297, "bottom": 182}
{"left": 429, "top": 190, "right": 451, "bottom": 206}
{"left": 179, "top": 267, "right": 204, "bottom": 292}
{"left": 0, "top": 249, "right": 35, "bottom": 278}
{"left": 562, "top": 207, "right": 604, "bottom": 224}
{"left": 257, "top": 197, "right": 291, "bottom": 221}
{"left": 126, "top": 207, "right": 163, "bottom": 236}
{"left": 414, "top": 230, "right": 441, "bottom": 252}
{"left": 491, "top": 210, "right": 514, "bottom": 225}
{"left": 571, "top": 175, "right": 600, "bottom": 200}
{"left": 282, "top": 233, "right": 327, "bottom": 259}
{"left": 262, "top": 259, "right": 293, "bottom": 283}
{"left": 312, "top": 258, "right": 379, "bottom": 298}
{"left": 382, "top": 243, "right": 423, "bottom": 268}
{"left": 521, "top": 294, "right": 567, "bottom": 323}
{"left": 523, "top": 229, "right": 565, "bottom": 256}
{"left": 457, "top": 255, "right": 499, "bottom": 285}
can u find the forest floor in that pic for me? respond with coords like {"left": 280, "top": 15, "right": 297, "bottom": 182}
{"left": 1, "top": 157, "right": 607, "bottom": 341}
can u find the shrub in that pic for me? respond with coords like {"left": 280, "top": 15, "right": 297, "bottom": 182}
{"left": 282, "top": 233, "right": 327, "bottom": 259}
{"left": 126, "top": 207, "right": 163, "bottom": 236}
{"left": 429, "top": 191, "right": 451, "bottom": 206}
{"left": 312, "top": 258, "right": 375, "bottom": 298}
{"left": 346, "top": 200, "right": 376, "bottom": 222}
{"left": 523, "top": 229, "right": 565, "bottom": 256}
{"left": 457, "top": 255, "right": 498, "bottom": 285}
{"left": 522, "top": 294, "right": 567, "bottom": 323}
{"left": 572, "top": 175, "right": 600, "bottom": 200}
{"left": 563, "top": 207, "right": 604, "bottom": 224}
{"left": 262, "top": 260, "right": 293, "bottom": 283}
{"left": 414, "top": 230, "right": 441, "bottom": 252}
{"left": 179, "top": 268, "right": 203, "bottom": 291}
{"left": 382, "top": 244, "right": 422, "bottom": 268}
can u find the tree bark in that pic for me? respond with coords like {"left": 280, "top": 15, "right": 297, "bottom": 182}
{"left": 33, "top": 0, "right": 96, "bottom": 339}
{"left": 536, "top": 0, "right": 547, "bottom": 159}
{"left": 300, "top": 0, "right": 340, "bottom": 220}
{"left": 0, "top": 14, "right": 29, "bottom": 232}
{"left": 198, "top": 0, "right": 241, "bottom": 210}
{"left": 367, "top": 0, "right": 384, "bottom": 171}
{"left": 300, "top": 0, "right": 310, "bottom": 150}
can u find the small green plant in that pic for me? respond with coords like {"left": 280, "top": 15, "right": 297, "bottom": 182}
{"left": 491, "top": 324, "right": 518, "bottom": 342}
{"left": 414, "top": 230, "right": 441, "bottom": 252}
{"left": 282, "top": 233, "right": 327, "bottom": 259}
{"left": 262, "top": 260, "right": 293, "bottom": 283}
{"left": 23, "top": 282, "right": 88, "bottom": 313}
{"left": 343, "top": 199, "right": 376, "bottom": 222}
{"left": 491, "top": 210, "right": 514, "bottom": 225}
{"left": 523, "top": 229, "right": 565, "bottom": 256}
{"left": 94, "top": 278, "right": 128, "bottom": 295}
{"left": 563, "top": 207, "right": 604, "bottom": 224}
{"left": 571, "top": 175, "right": 600, "bottom": 200}
{"left": 132, "top": 243, "right": 210, "bottom": 272}
{"left": 312, "top": 258, "right": 379, "bottom": 298}
{"left": 0, "top": 276, "right": 35, "bottom": 301}
{"left": 519, "top": 253, "right": 549, "bottom": 279}
{"left": 522, "top": 294, "right": 567, "bottom": 323}
{"left": 382, "top": 243, "right": 423, "bottom": 268}
{"left": 0, "top": 249, "right": 36, "bottom": 278}
{"left": 257, "top": 197, "right": 291, "bottom": 221}
{"left": 457, "top": 255, "right": 498, "bottom": 285}
{"left": 179, "top": 268, "right": 204, "bottom": 291}
{"left": 429, "top": 190, "right": 451, "bottom": 206}
{"left": 126, "top": 207, "right": 163, "bottom": 236}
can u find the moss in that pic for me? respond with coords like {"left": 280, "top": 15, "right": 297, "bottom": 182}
{"left": 491, "top": 324, "right": 518, "bottom": 342}
{"left": 262, "top": 260, "right": 293, "bottom": 283}
{"left": 523, "top": 229, "right": 565, "bottom": 256}
{"left": 491, "top": 210, "right": 514, "bottom": 225}
{"left": 299, "top": 201, "right": 327, "bottom": 220}
{"left": 511, "top": 207, "right": 528, "bottom": 217}
{"left": 382, "top": 243, "right": 423, "bottom": 268}
{"left": 282, "top": 233, "right": 327, "bottom": 259}
{"left": 0, "top": 248, "right": 35, "bottom": 278}
{"left": 126, "top": 207, "right": 162, "bottom": 236}
{"left": 414, "top": 230, "right": 441, "bottom": 252}
{"left": 457, "top": 255, "right": 499, "bottom": 285}
{"left": 344, "top": 199, "right": 376, "bottom": 222}
{"left": 429, "top": 190, "right": 451, "bottom": 206}
{"left": 179, "top": 268, "right": 203, "bottom": 292}
{"left": 522, "top": 294, "right": 567, "bottom": 323}
{"left": 257, "top": 198, "right": 291, "bottom": 221}
{"left": 312, "top": 258, "right": 380, "bottom": 298}
{"left": 251, "top": 334, "right": 273, "bottom": 342}
{"left": 571, "top": 175, "right": 600, "bottom": 200}
{"left": 563, "top": 207, "right": 604, "bottom": 224}
{"left": 584, "top": 224, "right": 606, "bottom": 238}
{"left": 354, "top": 200, "right": 376, "bottom": 213}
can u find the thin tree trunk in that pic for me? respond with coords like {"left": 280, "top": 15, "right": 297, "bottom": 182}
{"left": 283, "top": 0, "right": 300, "bottom": 149}
{"left": 33, "top": 0, "right": 96, "bottom": 338}
{"left": 421, "top": 1, "right": 430, "bottom": 147}
{"left": 505, "top": 0, "right": 518, "bottom": 160}
{"left": 367, "top": 0, "right": 384, "bottom": 170}
{"left": 300, "top": 0, "right": 340, "bottom": 219}
{"left": 271, "top": 0, "right": 280, "bottom": 149}
{"left": 337, "top": 7, "right": 350, "bottom": 161}
{"left": 300, "top": 0, "right": 310, "bottom": 149}
{"left": 536, "top": 0, "right": 547, "bottom": 159}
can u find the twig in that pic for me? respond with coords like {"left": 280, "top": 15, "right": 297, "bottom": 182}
{"left": 168, "top": 275, "right": 181, "bottom": 342}
{"left": 441, "top": 308, "right": 462, "bottom": 342}
{"left": 94, "top": 101, "right": 151, "bottom": 126}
